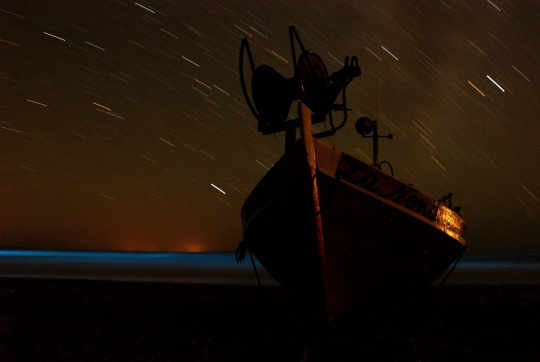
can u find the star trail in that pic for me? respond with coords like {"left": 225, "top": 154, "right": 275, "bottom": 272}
{"left": 0, "top": 0, "right": 539, "bottom": 252}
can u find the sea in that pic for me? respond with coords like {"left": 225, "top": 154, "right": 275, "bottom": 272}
{"left": 1, "top": 251, "right": 539, "bottom": 285}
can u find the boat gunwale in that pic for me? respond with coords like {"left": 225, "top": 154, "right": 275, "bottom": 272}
{"left": 242, "top": 139, "right": 466, "bottom": 248}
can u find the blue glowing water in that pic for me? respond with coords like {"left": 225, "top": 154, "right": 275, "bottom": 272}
{"left": 0, "top": 251, "right": 539, "bottom": 285}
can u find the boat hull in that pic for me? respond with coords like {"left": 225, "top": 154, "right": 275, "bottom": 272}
{"left": 242, "top": 139, "right": 466, "bottom": 318}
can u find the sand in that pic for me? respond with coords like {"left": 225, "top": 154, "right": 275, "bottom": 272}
{"left": 1, "top": 278, "right": 539, "bottom": 361}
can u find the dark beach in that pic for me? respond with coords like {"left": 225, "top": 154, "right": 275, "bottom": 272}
{"left": 1, "top": 253, "right": 540, "bottom": 361}
{"left": 2, "top": 281, "right": 540, "bottom": 361}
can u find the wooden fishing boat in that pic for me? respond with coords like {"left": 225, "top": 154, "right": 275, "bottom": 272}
{"left": 240, "top": 103, "right": 466, "bottom": 319}
{"left": 237, "top": 27, "right": 466, "bottom": 319}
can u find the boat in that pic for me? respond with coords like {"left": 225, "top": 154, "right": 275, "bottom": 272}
{"left": 236, "top": 27, "right": 466, "bottom": 319}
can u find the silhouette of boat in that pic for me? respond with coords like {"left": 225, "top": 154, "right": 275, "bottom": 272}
{"left": 240, "top": 102, "right": 466, "bottom": 318}
{"left": 236, "top": 27, "right": 466, "bottom": 319}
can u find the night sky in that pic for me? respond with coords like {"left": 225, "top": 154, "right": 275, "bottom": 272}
{"left": 0, "top": 0, "right": 539, "bottom": 252}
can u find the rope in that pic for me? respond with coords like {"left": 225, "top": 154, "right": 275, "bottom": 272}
{"left": 435, "top": 245, "right": 467, "bottom": 289}
{"left": 249, "top": 249, "right": 262, "bottom": 287}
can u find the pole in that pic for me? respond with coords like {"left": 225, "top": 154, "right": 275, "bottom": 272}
{"left": 298, "top": 102, "right": 330, "bottom": 319}
{"left": 373, "top": 121, "right": 379, "bottom": 168}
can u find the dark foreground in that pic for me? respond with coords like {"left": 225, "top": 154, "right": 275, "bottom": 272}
{"left": 1, "top": 279, "right": 540, "bottom": 361}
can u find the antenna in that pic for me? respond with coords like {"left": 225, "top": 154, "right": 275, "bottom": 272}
{"left": 354, "top": 12, "right": 393, "bottom": 173}
{"left": 239, "top": 26, "right": 361, "bottom": 153}
{"left": 377, "top": 11, "right": 381, "bottom": 127}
